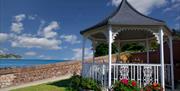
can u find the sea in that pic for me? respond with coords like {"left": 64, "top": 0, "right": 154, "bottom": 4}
{"left": 0, "top": 59, "right": 67, "bottom": 68}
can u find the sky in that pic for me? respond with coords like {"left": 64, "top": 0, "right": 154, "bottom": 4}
{"left": 0, "top": 0, "right": 180, "bottom": 60}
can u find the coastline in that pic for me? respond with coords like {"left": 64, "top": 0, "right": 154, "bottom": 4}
{"left": 0, "top": 59, "right": 72, "bottom": 69}
{"left": 0, "top": 60, "right": 81, "bottom": 88}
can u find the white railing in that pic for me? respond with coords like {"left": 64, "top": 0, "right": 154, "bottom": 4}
{"left": 82, "top": 63, "right": 172, "bottom": 88}
{"left": 82, "top": 63, "right": 109, "bottom": 87}
{"left": 111, "top": 63, "right": 161, "bottom": 88}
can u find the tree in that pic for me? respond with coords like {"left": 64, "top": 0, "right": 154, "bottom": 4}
{"left": 0, "top": 53, "right": 21, "bottom": 59}
{"left": 121, "top": 43, "right": 145, "bottom": 52}
{"left": 94, "top": 43, "right": 118, "bottom": 57}
{"left": 150, "top": 40, "right": 159, "bottom": 50}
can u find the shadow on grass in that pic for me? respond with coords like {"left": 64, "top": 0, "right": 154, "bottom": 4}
{"left": 47, "top": 78, "right": 71, "bottom": 88}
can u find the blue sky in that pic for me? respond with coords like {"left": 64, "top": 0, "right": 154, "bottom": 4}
{"left": 0, "top": 0, "right": 180, "bottom": 60}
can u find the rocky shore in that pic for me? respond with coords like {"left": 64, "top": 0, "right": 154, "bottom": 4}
{"left": 0, "top": 60, "right": 81, "bottom": 88}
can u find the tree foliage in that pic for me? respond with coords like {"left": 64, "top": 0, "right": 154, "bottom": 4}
{"left": 121, "top": 43, "right": 145, "bottom": 52}
{"left": 0, "top": 53, "right": 21, "bottom": 59}
{"left": 95, "top": 41, "right": 159, "bottom": 57}
{"left": 150, "top": 40, "right": 159, "bottom": 50}
{"left": 94, "top": 43, "right": 117, "bottom": 57}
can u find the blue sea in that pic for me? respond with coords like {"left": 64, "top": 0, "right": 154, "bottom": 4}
{"left": 0, "top": 59, "right": 67, "bottom": 68}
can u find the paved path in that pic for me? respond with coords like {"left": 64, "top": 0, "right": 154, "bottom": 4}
{"left": 0, "top": 74, "right": 73, "bottom": 91}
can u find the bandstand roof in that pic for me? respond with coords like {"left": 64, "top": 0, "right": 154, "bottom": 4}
{"left": 80, "top": 0, "right": 171, "bottom": 37}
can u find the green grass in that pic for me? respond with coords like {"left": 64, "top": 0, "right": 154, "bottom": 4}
{"left": 11, "top": 79, "right": 71, "bottom": 91}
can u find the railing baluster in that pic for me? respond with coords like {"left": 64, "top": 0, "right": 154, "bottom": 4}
{"left": 134, "top": 65, "right": 135, "bottom": 80}
{"left": 140, "top": 65, "right": 142, "bottom": 88}
{"left": 154, "top": 66, "right": 156, "bottom": 83}
{"left": 137, "top": 66, "right": 139, "bottom": 87}
{"left": 131, "top": 65, "right": 132, "bottom": 80}
{"left": 118, "top": 65, "right": 119, "bottom": 80}
{"left": 116, "top": 65, "right": 118, "bottom": 81}
{"left": 104, "top": 66, "right": 106, "bottom": 87}
{"left": 157, "top": 66, "right": 159, "bottom": 84}
{"left": 96, "top": 65, "right": 97, "bottom": 82}
{"left": 113, "top": 65, "right": 115, "bottom": 84}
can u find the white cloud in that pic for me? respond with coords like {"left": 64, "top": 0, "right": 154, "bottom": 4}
{"left": 110, "top": 0, "right": 167, "bottom": 14}
{"left": 111, "top": 0, "right": 122, "bottom": 7}
{"left": 9, "top": 16, "right": 62, "bottom": 50}
{"left": 176, "top": 16, "right": 180, "bottom": 21}
{"left": 11, "top": 14, "right": 26, "bottom": 33}
{"left": 163, "top": 0, "right": 180, "bottom": 12}
{"left": 171, "top": 0, "right": 180, "bottom": 3}
{"left": 60, "top": 34, "right": 80, "bottom": 44}
{"left": 0, "top": 50, "right": 4, "bottom": 54}
{"left": 8, "top": 14, "right": 63, "bottom": 51}
{"left": 39, "top": 55, "right": 52, "bottom": 59}
{"left": 14, "top": 14, "right": 26, "bottom": 22}
{"left": 0, "top": 33, "right": 8, "bottom": 42}
{"left": 11, "top": 14, "right": 38, "bottom": 34}
{"left": 72, "top": 48, "right": 93, "bottom": 60}
{"left": 28, "top": 15, "right": 37, "bottom": 20}
{"left": 63, "top": 58, "right": 69, "bottom": 60}
{"left": 171, "top": 0, "right": 175, "bottom": 3}
{"left": 0, "top": 48, "right": 9, "bottom": 54}
{"left": 38, "top": 20, "right": 46, "bottom": 35}
{"left": 175, "top": 23, "right": 180, "bottom": 30}
{"left": 25, "top": 51, "right": 37, "bottom": 56}
{"left": 39, "top": 55, "right": 45, "bottom": 58}
{"left": 41, "top": 21, "right": 60, "bottom": 38}
{"left": 11, "top": 22, "right": 24, "bottom": 33}
{"left": 11, "top": 35, "right": 61, "bottom": 50}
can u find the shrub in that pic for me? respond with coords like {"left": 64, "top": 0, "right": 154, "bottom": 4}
{"left": 81, "top": 77, "right": 101, "bottom": 91}
{"left": 69, "top": 75, "right": 81, "bottom": 91}
{"left": 143, "top": 82, "right": 163, "bottom": 91}
{"left": 69, "top": 75, "right": 101, "bottom": 91}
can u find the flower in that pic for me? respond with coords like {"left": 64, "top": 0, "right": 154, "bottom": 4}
{"left": 121, "top": 79, "right": 128, "bottom": 85}
{"left": 153, "top": 82, "right": 158, "bottom": 87}
{"left": 131, "top": 80, "right": 136, "bottom": 86}
{"left": 113, "top": 79, "right": 140, "bottom": 91}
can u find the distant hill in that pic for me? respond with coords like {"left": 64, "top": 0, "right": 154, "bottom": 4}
{"left": 0, "top": 53, "right": 21, "bottom": 59}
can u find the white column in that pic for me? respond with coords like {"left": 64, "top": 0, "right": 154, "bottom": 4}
{"left": 169, "top": 36, "right": 174, "bottom": 91}
{"left": 159, "top": 28, "right": 165, "bottom": 90}
{"left": 146, "top": 39, "right": 150, "bottom": 63}
{"left": 108, "top": 25, "right": 112, "bottom": 89}
{"left": 82, "top": 37, "right": 86, "bottom": 76}
{"left": 92, "top": 41, "right": 96, "bottom": 79}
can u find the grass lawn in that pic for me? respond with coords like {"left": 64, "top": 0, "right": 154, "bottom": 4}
{"left": 11, "top": 79, "right": 71, "bottom": 91}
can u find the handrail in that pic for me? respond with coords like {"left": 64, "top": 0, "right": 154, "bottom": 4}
{"left": 111, "top": 63, "right": 161, "bottom": 66}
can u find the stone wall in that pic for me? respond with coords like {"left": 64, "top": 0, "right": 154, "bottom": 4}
{"left": 0, "top": 74, "right": 16, "bottom": 88}
{"left": 0, "top": 61, "right": 81, "bottom": 88}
